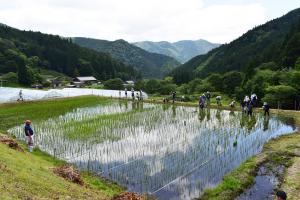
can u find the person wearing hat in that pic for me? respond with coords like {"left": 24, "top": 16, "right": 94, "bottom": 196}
{"left": 263, "top": 102, "right": 270, "bottom": 116}
{"left": 276, "top": 190, "right": 287, "bottom": 200}
{"left": 24, "top": 120, "right": 34, "bottom": 152}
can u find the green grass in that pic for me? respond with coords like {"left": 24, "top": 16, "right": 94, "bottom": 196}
{"left": 0, "top": 96, "right": 110, "bottom": 132}
{"left": 200, "top": 133, "right": 300, "bottom": 200}
{"left": 0, "top": 140, "right": 123, "bottom": 200}
{"left": 200, "top": 158, "right": 256, "bottom": 200}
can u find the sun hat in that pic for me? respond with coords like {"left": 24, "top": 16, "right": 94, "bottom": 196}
{"left": 24, "top": 120, "right": 31, "bottom": 124}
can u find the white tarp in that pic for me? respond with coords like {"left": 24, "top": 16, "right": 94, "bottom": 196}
{"left": 0, "top": 87, "right": 148, "bottom": 103}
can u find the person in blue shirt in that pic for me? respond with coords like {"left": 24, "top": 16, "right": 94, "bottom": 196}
{"left": 24, "top": 120, "right": 34, "bottom": 152}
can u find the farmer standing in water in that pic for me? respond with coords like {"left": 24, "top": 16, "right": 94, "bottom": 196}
{"left": 24, "top": 120, "right": 34, "bottom": 152}
{"left": 172, "top": 91, "right": 176, "bottom": 103}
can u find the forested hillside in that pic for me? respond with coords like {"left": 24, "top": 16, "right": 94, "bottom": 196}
{"left": 170, "top": 8, "right": 300, "bottom": 109}
{"left": 73, "top": 37, "right": 180, "bottom": 78}
{"left": 134, "top": 39, "right": 220, "bottom": 63}
{"left": 0, "top": 24, "right": 140, "bottom": 86}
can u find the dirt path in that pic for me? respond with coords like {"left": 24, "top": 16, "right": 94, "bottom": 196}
{"left": 281, "top": 155, "right": 300, "bottom": 200}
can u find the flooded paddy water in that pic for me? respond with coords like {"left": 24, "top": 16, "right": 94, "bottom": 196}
{"left": 8, "top": 101, "right": 297, "bottom": 200}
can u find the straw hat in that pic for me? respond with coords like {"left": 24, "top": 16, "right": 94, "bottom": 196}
{"left": 24, "top": 120, "right": 31, "bottom": 124}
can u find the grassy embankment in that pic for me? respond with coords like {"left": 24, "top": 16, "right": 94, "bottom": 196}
{"left": 0, "top": 96, "right": 124, "bottom": 199}
{"left": 199, "top": 110, "right": 300, "bottom": 200}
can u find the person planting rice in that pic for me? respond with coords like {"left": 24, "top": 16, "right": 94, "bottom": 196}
{"left": 229, "top": 100, "right": 236, "bottom": 108}
{"left": 139, "top": 90, "right": 143, "bottom": 101}
{"left": 205, "top": 91, "right": 211, "bottom": 103}
{"left": 125, "top": 88, "right": 128, "bottom": 98}
{"left": 199, "top": 94, "right": 206, "bottom": 109}
{"left": 131, "top": 88, "right": 135, "bottom": 100}
{"left": 247, "top": 101, "right": 253, "bottom": 116}
{"left": 172, "top": 91, "right": 176, "bottom": 103}
{"left": 216, "top": 96, "right": 222, "bottom": 106}
{"left": 263, "top": 102, "right": 270, "bottom": 116}
{"left": 24, "top": 120, "right": 34, "bottom": 152}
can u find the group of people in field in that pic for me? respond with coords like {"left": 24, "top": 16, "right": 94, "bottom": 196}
{"left": 123, "top": 88, "right": 143, "bottom": 101}
{"left": 162, "top": 90, "right": 271, "bottom": 118}
{"left": 240, "top": 94, "right": 270, "bottom": 117}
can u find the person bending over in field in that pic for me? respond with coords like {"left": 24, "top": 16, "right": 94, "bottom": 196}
{"left": 229, "top": 100, "right": 236, "bottom": 108}
{"left": 24, "top": 120, "right": 34, "bottom": 152}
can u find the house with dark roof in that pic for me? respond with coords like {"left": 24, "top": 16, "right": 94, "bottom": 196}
{"left": 73, "top": 76, "right": 98, "bottom": 87}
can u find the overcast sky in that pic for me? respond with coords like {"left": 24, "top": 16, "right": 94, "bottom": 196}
{"left": 0, "top": 0, "right": 299, "bottom": 43}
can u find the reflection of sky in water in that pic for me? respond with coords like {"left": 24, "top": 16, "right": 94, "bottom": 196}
{"left": 8, "top": 102, "right": 296, "bottom": 200}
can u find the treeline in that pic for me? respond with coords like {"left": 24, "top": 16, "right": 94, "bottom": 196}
{"left": 169, "top": 8, "right": 300, "bottom": 109}
{"left": 0, "top": 24, "right": 140, "bottom": 85}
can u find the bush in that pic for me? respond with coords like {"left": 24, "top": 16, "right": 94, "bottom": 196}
{"left": 263, "top": 85, "right": 298, "bottom": 109}
{"left": 104, "top": 78, "right": 124, "bottom": 90}
{"left": 1, "top": 72, "right": 18, "bottom": 83}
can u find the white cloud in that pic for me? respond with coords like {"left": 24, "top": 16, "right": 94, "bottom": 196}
{"left": 0, "top": 0, "right": 267, "bottom": 43}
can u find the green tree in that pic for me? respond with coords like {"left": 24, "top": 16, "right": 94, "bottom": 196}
{"left": 16, "top": 54, "right": 33, "bottom": 85}
{"left": 295, "top": 57, "right": 300, "bottom": 70}
{"left": 263, "top": 85, "right": 298, "bottom": 109}
{"left": 206, "top": 74, "right": 223, "bottom": 91}
{"left": 144, "top": 79, "right": 161, "bottom": 94}
{"left": 103, "top": 78, "right": 124, "bottom": 90}
{"left": 0, "top": 72, "right": 18, "bottom": 83}
{"left": 134, "top": 80, "right": 145, "bottom": 91}
{"left": 222, "top": 71, "right": 243, "bottom": 95}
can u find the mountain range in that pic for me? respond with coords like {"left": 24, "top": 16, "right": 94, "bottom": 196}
{"left": 73, "top": 37, "right": 180, "bottom": 78}
{"left": 133, "top": 39, "right": 220, "bottom": 63}
{"left": 0, "top": 24, "right": 140, "bottom": 85}
{"left": 171, "top": 8, "right": 300, "bottom": 84}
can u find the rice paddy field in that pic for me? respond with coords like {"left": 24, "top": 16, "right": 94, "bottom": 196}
{"left": 6, "top": 98, "right": 297, "bottom": 200}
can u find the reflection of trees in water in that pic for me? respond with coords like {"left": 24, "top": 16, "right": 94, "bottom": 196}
{"left": 172, "top": 105, "right": 176, "bottom": 118}
{"left": 239, "top": 113, "right": 248, "bottom": 129}
{"left": 247, "top": 115, "right": 257, "bottom": 132}
{"left": 215, "top": 109, "right": 221, "bottom": 123}
{"left": 162, "top": 104, "right": 171, "bottom": 112}
{"left": 229, "top": 110, "right": 235, "bottom": 117}
{"left": 198, "top": 109, "right": 206, "bottom": 122}
{"left": 206, "top": 108, "right": 211, "bottom": 121}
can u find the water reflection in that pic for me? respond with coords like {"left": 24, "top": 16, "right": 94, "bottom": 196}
{"left": 263, "top": 117, "right": 270, "bottom": 131}
{"left": 8, "top": 102, "right": 297, "bottom": 200}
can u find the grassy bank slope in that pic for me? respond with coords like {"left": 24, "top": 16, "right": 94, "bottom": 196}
{"left": 0, "top": 140, "right": 123, "bottom": 200}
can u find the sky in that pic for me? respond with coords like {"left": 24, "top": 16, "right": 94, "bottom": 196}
{"left": 0, "top": 0, "right": 299, "bottom": 43}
